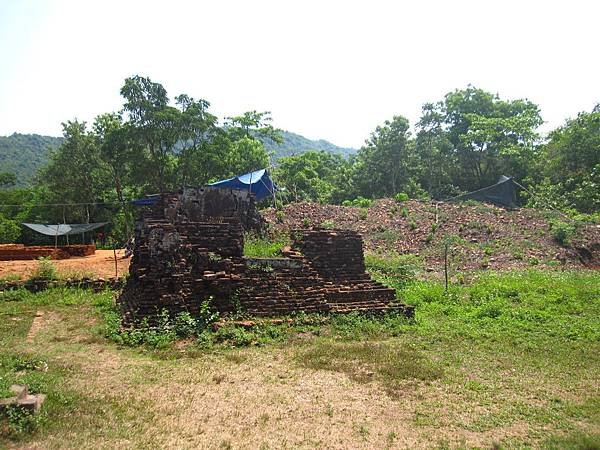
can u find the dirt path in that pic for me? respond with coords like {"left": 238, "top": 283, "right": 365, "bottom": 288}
{"left": 0, "top": 250, "right": 130, "bottom": 280}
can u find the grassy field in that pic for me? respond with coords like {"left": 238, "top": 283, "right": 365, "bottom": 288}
{"left": 0, "top": 269, "right": 599, "bottom": 449}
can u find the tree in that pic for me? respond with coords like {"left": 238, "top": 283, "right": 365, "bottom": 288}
{"left": 40, "top": 121, "right": 106, "bottom": 223}
{"left": 274, "top": 150, "right": 350, "bottom": 203}
{"left": 0, "top": 172, "right": 17, "bottom": 188}
{"left": 351, "top": 116, "right": 417, "bottom": 198}
{"left": 175, "top": 95, "right": 218, "bottom": 186}
{"left": 225, "top": 111, "right": 283, "bottom": 144}
{"left": 534, "top": 105, "right": 600, "bottom": 213}
{"left": 120, "top": 75, "right": 181, "bottom": 192}
{"left": 417, "top": 86, "right": 542, "bottom": 192}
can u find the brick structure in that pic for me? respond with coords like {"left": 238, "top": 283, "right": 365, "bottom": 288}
{"left": 0, "top": 244, "right": 96, "bottom": 260}
{"left": 118, "top": 189, "right": 413, "bottom": 325}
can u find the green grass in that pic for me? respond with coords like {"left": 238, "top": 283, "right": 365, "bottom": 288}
{"left": 297, "top": 340, "right": 442, "bottom": 395}
{"left": 243, "top": 233, "right": 290, "bottom": 257}
{"left": 1, "top": 269, "right": 599, "bottom": 447}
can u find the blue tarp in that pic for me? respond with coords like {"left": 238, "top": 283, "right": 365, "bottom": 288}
{"left": 209, "top": 169, "right": 276, "bottom": 201}
{"left": 130, "top": 198, "right": 158, "bottom": 206}
{"left": 130, "top": 169, "right": 276, "bottom": 205}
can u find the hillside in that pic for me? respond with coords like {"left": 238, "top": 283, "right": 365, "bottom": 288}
{"left": 0, "top": 133, "right": 62, "bottom": 185}
{"left": 261, "top": 130, "right": 356, "bottom": 159}
{"left": 263, "top": 199, "right": 600, "bottom": 272}
{"left": 0, "top": 131, "right": 355, "bottom": 186}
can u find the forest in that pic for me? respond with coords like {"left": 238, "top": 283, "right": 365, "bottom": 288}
{"left": 0, "top": 75, "right": 598, "bottom": 244}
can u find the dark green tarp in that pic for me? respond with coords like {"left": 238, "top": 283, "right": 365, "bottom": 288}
{"left": 22, "top": 222, "right": 108, "bottom": 236}
{"left": 449, "top": 176, "right": 519, "bottom": 208}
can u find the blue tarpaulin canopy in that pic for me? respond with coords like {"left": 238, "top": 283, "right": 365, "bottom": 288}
{"left": 209, "top": 169, "right": 276, "bottom": 201}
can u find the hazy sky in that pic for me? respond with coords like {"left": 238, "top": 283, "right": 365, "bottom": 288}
{"left": 0, "top": 0, "right": 598, "bottom": 148}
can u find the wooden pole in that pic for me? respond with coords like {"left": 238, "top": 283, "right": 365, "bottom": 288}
{"left": 444, "top": 242, "right": 449, "bottom": 291}
{"left": 113, "top": 244, "right": 118, "bottom": 279}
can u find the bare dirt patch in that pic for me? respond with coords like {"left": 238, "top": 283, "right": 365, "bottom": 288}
{"left": 0, "top": 250, "right": 130, "bottom": 280}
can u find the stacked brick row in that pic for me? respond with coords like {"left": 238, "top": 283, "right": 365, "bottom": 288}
{"left": 293, "top": 229, "right": 367, "bottom": 280}
{"left": 292, "top": 229, "right": 404, "bottom": 314}
{"left": 0, "top": 244, "right": 96, "bottom": 260}
{"left": 118, "top": 189, "right": 413, "bottom": 326}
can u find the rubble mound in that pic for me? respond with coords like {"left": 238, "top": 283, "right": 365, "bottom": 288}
{"left": 263, "top": 199, "right": 600, "bottom": 271}
{"left": 118, "top": 189, "right": 412, "bottom": 325}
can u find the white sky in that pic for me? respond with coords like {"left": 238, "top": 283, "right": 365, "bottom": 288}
{"left": 0, "top": 0, "right": 598, "bottom": 148}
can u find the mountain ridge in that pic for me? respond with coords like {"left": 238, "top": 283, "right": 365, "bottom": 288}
{"left": 0, "top": 131, "right": 356, "bottom": 186}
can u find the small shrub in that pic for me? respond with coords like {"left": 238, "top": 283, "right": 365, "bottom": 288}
{"left": 394, "top": 192, "right": 409, "bottom": 203}
{"left": 549, "top": 220, "right": 577, "bottom": 246}
{"left": 2, "top": 404, "right": 41, "bottom": 436}
{"left": 321, "top": 219, "right": 336, "bottom": 229}
{"left": 302, "top": 218, "right": 312, "bottom": 228}
{"left": 409, "top": 221, "right": 417, "bottom": 231}
{"left": 342, "top": 197, "right": 373, "bottom": 208}
{"left": 244, "top": 233, "right": 289, "bottom": 257}
{"left": 358, "top": 209, "right": 368, "bottom": 220}
{"left": 29, "top": 257, "right": 58, "bottom": 281}
{"left": 275, "top": 210, "right": 285, "bottom": 223}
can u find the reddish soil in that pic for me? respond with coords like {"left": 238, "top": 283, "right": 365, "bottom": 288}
{"left": 0, "top": 249, "right": 130, "bottom": 280}
{"left": 263, "top": 199, "right": 600, "bottom": 271}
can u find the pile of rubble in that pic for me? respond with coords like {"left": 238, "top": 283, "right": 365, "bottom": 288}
{"left": 0, "top": 385, "right": 45, "bottom": 415}
{"left": 118, "top": 188, "right": 412, "bottom": 325}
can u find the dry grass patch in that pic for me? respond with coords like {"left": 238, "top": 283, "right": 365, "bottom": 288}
{"left": 297, "top": 340, "right": 442, "bottom": 395}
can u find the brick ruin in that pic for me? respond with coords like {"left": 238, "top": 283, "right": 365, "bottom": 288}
{"left": 0, "top": 243, "right": 96, "bottom": 261}
{"left": 118, "top": 188, "right": 413, "bottom": 325}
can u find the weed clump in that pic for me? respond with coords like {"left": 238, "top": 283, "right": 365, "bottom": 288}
{"left": 342, "top": 197, "right": 373, "bottom": 208}
{"left": 28, "top": 257, "right": 58, "bottom": 282}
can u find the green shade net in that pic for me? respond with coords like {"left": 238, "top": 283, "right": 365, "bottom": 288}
{"left": 22, "top": 222, "right": 108, "bottom": 236}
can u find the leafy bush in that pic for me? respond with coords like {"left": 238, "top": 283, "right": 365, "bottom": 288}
{"left": 394, "top": 192, "right": 409, "bottom": 203}
{"left": 244, "top": 233, "right": 289, "bottom": 257}
{"left": 28, "top": 257, "right": 58, "bottom": 281}
{"left": 97, "top": 296, "right": 219, "bottom": 348}
{"left": 549, "top": 219, "right": 577, "bottom": 246}
{"left": 321, "top": 219, "right": 336, "bottom": 229}
{"left": 342, "top": 197, "right": 373, "bottom": 208}
{"left": 0, "top": 216, "right": 21, "bottom": 244}
{"left": 275, "top": 210, "right": 285, "bottom": 223}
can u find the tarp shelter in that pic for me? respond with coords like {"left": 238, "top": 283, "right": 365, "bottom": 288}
{"left": 449, "top": 176, "right": 519, "bottom": 208}
{"left": 22, "top": 222, "right": 108, "bottom": 236}
{"left": 209, "top": 169, "right": 276, "bottom": 202}
{"left": 130, "top": 198, "right": 158, "bottom": 206}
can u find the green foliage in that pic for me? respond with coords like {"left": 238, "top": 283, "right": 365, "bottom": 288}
{"left": 532, "top": 105, "right": 600, "bottom": 213}
{"left": 394, "top": 192, "right": 409, "bottom": 202}
{"left": 274, "top": 150, "right": 351, "bottom": 204}
{"left": 259, "top": 130, "right": 355, "bottom": 159}
{"left": 0, "top": 134, "right": 62, "bottom": 186}
{"left": 417, "top": 86, "right": 543, "bottom": 193}
{"left": 396, "top": 269, "right": 600, "bottom": 344}
{"left": 0, "top": 172, "right": 17, "bottom": 188}
{"left": 365, "top": 252, "right": 422, "bottom": 286}
{"left": 341, "top": 196, "right": 373, "bottom": 208}
{"left": 0, "top": 215, "right": 20, "bottom": 243}
{"left": 549, "top": 219, "right": 578, "bottom": 246}
{"left": 243, "top": 233, "right": 289, "bottom": 257}
{"left": 321, "top": 219, "right": 336, "bottom": 229}
{"left": 96, "top": 294, "right": 219, "bottom": 349}
{"left": 28, "top": 257, "right": 58, "bottom": 281}
{"left": 351, "top": 116, "right": 416, "bottom": 198}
